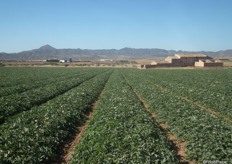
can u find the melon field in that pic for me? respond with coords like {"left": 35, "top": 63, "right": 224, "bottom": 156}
{"left": 0, "top": 67, "right": 231, "bottom": 163}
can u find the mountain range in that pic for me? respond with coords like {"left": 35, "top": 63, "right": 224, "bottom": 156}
{"left": 0, "top": 45, "right": 232, "bottom": 61}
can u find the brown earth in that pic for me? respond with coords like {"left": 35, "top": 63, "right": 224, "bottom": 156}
{"left": 60, "top": 91, "right": 104, "bottom": 164}
{"left": 153, "top": 83, "right": 232, "bottom": 123}
{"left": 134, "top": 92, "right": 193, "bottom": 163}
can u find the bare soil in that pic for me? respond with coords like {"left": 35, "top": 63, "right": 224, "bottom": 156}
{"left": 135, "top": 94, "right": 193, "bottom": 163}
{"left": 124, "top": 77, "right": 192, "bottom": 163}
{"left": 61, "top": 111, "right": 96, "bottom": 164}
{"left": 60, "top": 91, "right": 104, "bottom": 164}
{"left": 153, "top": 83, "right": 232, "bottom": 123}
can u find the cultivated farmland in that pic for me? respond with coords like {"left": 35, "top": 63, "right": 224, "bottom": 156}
{"left": 0, "top": 67, "right": 231, "bottom": 163}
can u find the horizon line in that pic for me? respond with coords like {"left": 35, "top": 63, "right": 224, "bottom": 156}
{"left": 1, "top": 44, "right": 232, "bottom": 54}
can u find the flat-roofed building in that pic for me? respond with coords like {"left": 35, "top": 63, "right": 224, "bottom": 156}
{"left": 165, "top": 54, "right": 212, "bottom": 66}
{"left": 195, "top": 59, "right": 223, "bottom": 67}
{"left": 139, "top": 54, "right": 223, "bottom": 69}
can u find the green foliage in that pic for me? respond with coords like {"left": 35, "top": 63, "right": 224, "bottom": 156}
{"left": 0, "top": 70, "right": 112, "bottom": 163}
{"left": 122, "top": 69, "right": 232, "bottom": 163}
{"left": 1, "top": 68, "right": 231, "bottom": 163}
{"left": 0, "top": 68, "right": 88, "bottom": 96}
{"left": 71, "top": 70, "right": 179, "bottom": 163}
{"left": 0, "top": 69, "right": 106, "bottom": 123}
{"left": 137, "top": 69, "right": 232, "bottom": 118}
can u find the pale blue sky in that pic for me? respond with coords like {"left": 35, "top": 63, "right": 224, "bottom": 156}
{"left": 0, "top": 0, "right": 232, "bottom": 52}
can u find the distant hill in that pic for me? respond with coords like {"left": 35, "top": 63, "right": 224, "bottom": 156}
{"left": 0, "top": 45, "right": 232, "bottom": 60}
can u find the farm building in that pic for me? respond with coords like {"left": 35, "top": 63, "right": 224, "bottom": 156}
{"left": 165, "top": 54, "right": 212, "bottom": 66}
{"left": 139, "top": 54, "right": 223, "bottom": 69}
{"left": 195, "top": 59, "right": 223, "bottom": 67}
{"left": 59, "top": 58, "right": 72, "bottom": 63}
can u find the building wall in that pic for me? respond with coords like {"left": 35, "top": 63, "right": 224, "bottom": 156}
{"left": 204, "top": 62, "right": 223, "bottom": 67}
{"left": 194, "top": 61, "right": 205, "bottom": 67}
{"left": 165, "top": 57, "right": 175, "bottom": 63}
{"left": 140, "top": 54, "right": 222, "bottom": 69}
{"left": 195, "top": 61, "right": 223, "bottom": 67}
{"left": 170, "top": 56, "right": 212, "bottom": 67}
{"left": 156, "top": 63, "right": 173, "bottom": 67}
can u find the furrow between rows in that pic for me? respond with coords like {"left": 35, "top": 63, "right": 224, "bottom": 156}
{"left": 0, "top": 70, "right": 91, "bottom": 97}
{"left": 122, "top": 74, "right": 192, "bottom": 164}
{"left": 0, "top": 70, "right": 113, "bottom": 163}
{"left": 152, "top": 83, "right": 232, "bottom": 123}
{"left": 0, "top": 70, "right": 107, "bottom": 124}
{"left": 122, "top": 70, "right": 232, "bottom": 162}
{"left": 71, "top": 70, "right": 179, "bottom": 163}
{"left": 60, "top": 74, "right": 110, "bottom": 164}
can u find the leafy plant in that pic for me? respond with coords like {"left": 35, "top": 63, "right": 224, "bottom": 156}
{"left": 71, "top": 70, "right": 179, "bottom": 163}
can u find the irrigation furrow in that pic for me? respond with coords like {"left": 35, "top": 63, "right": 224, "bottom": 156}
{"left": 137, "top": 69, "right": 232, "bottom": 120}
{"left": 153, "top": 83, "right": 232, "bottom": 123}
{"left": 61, "top": 105, "right": 95, "bottom": 164}
{"left": 0, "top": 70, "right": 107, "bottom": 124}
{"left": 123, "top": 74, "right": 192, "bottom": 164}
{"left": 0, "top": 70, "right": 113, "bottom": 163}
{"left": 124, "top": 72, "right": 232, "bottom": 124}
{"left": 0, "top": 67, "right": 74, "bottom": 88}
{"left": 71, "top": 71, "right": 179, "bottom": 163}
{"left": 122, "top": 70, "right": 232, "bottom": 162}
{"left": 0, "top": 71, "right": 91, "bottom": 97}
{"left": 141, "top": 102, "right": 191, "bottom": 163}
{"left": 61, "top": 75, "right": 109, "bottom": 164}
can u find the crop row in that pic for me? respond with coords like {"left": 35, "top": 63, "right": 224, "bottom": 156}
{"left": 71, "top": 70, "right": 179, "bottom": 163}
{"left": 0, "top": 67, "right": 80, "bottom": 88}
{"left": 136, "top": 69, "right": 232, "bottom": 118}
{"left": 0, "top": 69, "right": 91, "bottom": 97}
{"left": 0, "top": 70, "right": 113, "bottom": 163}
{"left": 123, "top": 70, "right": 232, "bottom": 163}
{"left": 0, "top": 69, "right": 106, "bottom": 124}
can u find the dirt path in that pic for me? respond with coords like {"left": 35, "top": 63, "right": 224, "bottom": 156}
{"left": 153, "top": 83, "right": 232, "bottom": 123}
{"left": 122, "top": 76, "right": 192, "bottom": 162}
{"left": 122, "top": 75, "right": 191, "bottom": 162}
{"left": 135, "top": 94, "right": 194, "bottom": 164}
{"left": 60, "top": 91, "right": 104, "bottom": 164}
{"left": 58, "top": 71, "right": 113, "bottom": 164}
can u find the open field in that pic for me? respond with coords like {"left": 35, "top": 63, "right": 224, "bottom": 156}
{"left": 0, "top": 60, "right": 138, "bottom": 68}
{"left": 1, "top": 57, "right": 232, "bottom": 68}
{"left": 0, "top": 67, "right": 231, "bottom": 163}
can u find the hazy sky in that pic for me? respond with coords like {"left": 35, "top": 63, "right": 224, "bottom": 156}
{"left": 0, "top": 0, "right": 232, "bottom": 52}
